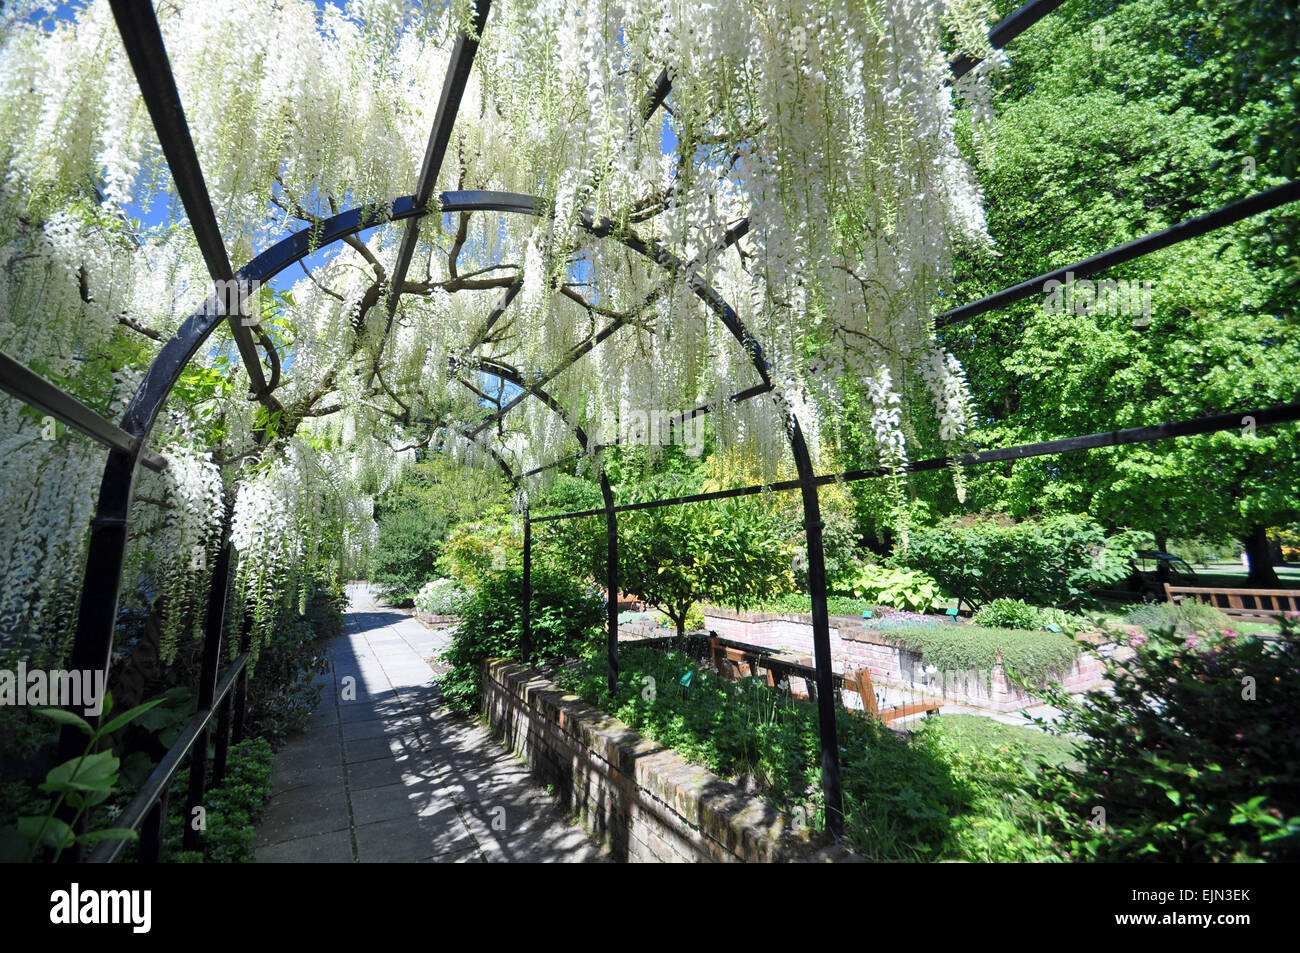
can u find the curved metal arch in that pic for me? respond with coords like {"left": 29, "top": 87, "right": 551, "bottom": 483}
{"left": 69, "top": 188, "right": 842, "bottom": 835}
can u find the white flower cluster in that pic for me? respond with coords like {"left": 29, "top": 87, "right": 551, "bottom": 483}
{"left": 0, "top": 0, "right": 1003, "bottom": 652}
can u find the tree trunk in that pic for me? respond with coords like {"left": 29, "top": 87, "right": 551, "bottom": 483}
{"left": 1243, "top": 524, "right": 1280, "bottom": 588}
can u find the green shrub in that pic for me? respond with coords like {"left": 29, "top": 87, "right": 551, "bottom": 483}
{"left": 437, "top": 566, "right": 603, "bottom": 713}
{"left": 370, "top": 503, "right": 448, "bottom": 598}
{"left": 414, "top": 577, "right": 471, "bottom": 616}
{"left": 901, "top": 514, "right": 1143, "bottom": 609}
{"left": 438, "top": 519, "right": 523, "bottom": 588}
{"left": 1125, "top": 599, "right": 1233, "bottom": 636}
{"left": 162, "top": 737, "right": 273, "bottom": 863}
{"left": 845, "top": 564, "right": 944, "bottom": 613}
{"left": 973, "top": 598, "right": 1042, "bottom": 630}
{"left": 1033, "top": 616, "right": 1300, "bottom": 861}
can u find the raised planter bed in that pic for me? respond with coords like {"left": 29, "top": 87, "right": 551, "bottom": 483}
{"left": 412, "top": 611, "right": 460, "bottom": 627}
{"left": 481, "top": 658, "right": 856, "bottom": 862}
{"left": 700, "top": 606, "right": 1114, "bottom": 713}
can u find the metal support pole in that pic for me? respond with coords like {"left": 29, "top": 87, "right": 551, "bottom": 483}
{"left": 790, "top": 426, "right": 844, "bottom": 839}
{"left": 139, "top": 788, "right": 169, "bottom": 863}
{"left": 600, "top": 473, "right": 618, "bottom": 696}
{"left": 182, "top": 533, "right": 232, "bottom": 852}
{"left": 521, "top": 506, "right": 532, "bottom": 661}
{"left": 231, "top": 601, "right": 252, "bottom": 744}
{"left": 212, "top": 690, "right": 233, "bottom": 787}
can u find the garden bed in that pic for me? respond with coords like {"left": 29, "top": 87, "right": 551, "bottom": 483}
{"left": 700, "top": 606, "right": 1112, "bottom": 712}
{"left": 480, "top": 658, "right": 855, "bottom": 863}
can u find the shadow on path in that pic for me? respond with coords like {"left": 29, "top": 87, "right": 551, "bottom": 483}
{"left": 253, "top": 583, "right": 608, "bottom": 863}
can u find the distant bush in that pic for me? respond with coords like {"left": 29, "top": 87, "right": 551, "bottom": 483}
{"left": 1125, "top": 599, "right": 1234, "bottom": 635}
{"left": 370, "top": 503, "right": 447, "bottom": 598}
{"left": 1167, "top": 535, "right": 1241, "bottom": 568}
{"left": 901, "top": 515, "right": 1142, "bottom": 609}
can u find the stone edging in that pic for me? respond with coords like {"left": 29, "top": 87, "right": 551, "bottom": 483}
{"left": 481, "top": 658, "right": 858, "bottom": 863}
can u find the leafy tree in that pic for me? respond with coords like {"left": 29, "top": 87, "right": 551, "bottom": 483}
{"left": 537, "top": 473, "right": 795, "bottom": 640}
{"left": 939, "top": 0, "right": 1300, "bottom": 584}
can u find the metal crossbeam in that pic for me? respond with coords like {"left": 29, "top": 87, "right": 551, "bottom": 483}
{"left": 107, "top": 0, "right": 271, "bottom": 405}
{"left": 0, "top": 352, "right": 168, "bottom": 472}
{"left": 950, "top": 0, "right": 1071, "bottom": 78}
{"left": 530, "top": 400, "right": 1300, "bottom": 522}
{"left": 936, "top": 179, "right": 1300, "bottom": 327}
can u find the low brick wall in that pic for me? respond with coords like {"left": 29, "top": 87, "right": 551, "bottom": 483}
{"left": 413, "top": 611, "right": 459, "bottom": 627}
{"left": 481, "top": 659, "right": 854, "bottom": 862}
{"left": 701, "top": 607, "right": 1111, "bottom": 712}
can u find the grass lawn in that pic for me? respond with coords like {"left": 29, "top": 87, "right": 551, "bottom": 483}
{"left": 932, "top": 714, "right": 1081, "bottom": 772}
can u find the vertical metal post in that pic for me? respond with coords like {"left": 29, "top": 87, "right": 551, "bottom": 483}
{"left": 57, "top": 448, "right": 140, "bottom": 862}
{"left": 140, "top": 787, "right": 169, "bottom": 863}
{"left": 789, "top": 424, "right": 844, "bottom": 839}
{"left": 521, "top": 506, "right": 532, "bottom": 661}
{"left": 183, "top": 531, "right": 233, "bottom": 852}
{"left": 231, "top": 640, "right": 250, "bottom": 742}
{"left": 231, "top": 564, "right": 252, "bottom": 744}
{"left": 212, "top": 690, "right": 233, "bottom": 787}
{"left": 600, "top": 473, "right": 618, "bottom": 696}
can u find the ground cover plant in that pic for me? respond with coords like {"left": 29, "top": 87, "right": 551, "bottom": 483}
{"left": 875, "top": 625, "right": 1080, "bottom": 689}
{"left": 554, "top": 645, "right": 1068, "bottom": 861}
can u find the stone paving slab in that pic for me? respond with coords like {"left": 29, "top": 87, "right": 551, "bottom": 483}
{"left": 255, "top": 583, "right": 608, "bottom": 863}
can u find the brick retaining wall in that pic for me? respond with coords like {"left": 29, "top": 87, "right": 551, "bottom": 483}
{"left": 481, "top": 658, "right": 856, "bottom": 862}
{"left": 701, "top": 607, "right": 1111, "bottom": 712}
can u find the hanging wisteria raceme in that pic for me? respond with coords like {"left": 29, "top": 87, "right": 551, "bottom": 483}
{"left": 0, "top": 0, "right": 1003, "bottom": 654}
{"left": 122, "top": 445, "right": 226, "bottom": 664}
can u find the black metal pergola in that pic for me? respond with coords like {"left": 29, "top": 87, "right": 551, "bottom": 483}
{"left": 1, "top": 0, "right": 1297, "bottom": 858}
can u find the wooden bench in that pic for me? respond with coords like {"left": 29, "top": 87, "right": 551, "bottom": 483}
{"left": 843, "top": 668, "right": 942, "bottom": 725}
{"left": 709, "top": 637, "right": 765, "bottom": 681}
{"left": 1165, "top": 584, "right": 1300, "bottom": 623}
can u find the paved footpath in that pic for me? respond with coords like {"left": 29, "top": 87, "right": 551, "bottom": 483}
{"left": 254, "top": 583, "right": 607, "bottom": 862}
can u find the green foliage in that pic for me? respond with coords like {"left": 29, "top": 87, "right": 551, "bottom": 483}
{"left": 974, "top": 598, "right": 1043, "bottom": 630}
{"left": 369, "top": 456, "right": 513, "bottom": 598}
{"left": 163, "top": 738, "right": 272, "bottom": 863}
{"left": 878, "top": 625, "right": 1080, "bottom": 689}
{"left": 945, "top": 0, "right": 1300, "bottom": 550}
{"left": 1033, "top": 617, "right": 1300, "bottom": 861}
{"left": 556, "top": 646, "right": 1067, "bottom": 861}
{"left": 537, "top": 474, "right": 795, "bottom": 639}
{"left": 370, "top": 503, "right": 448, "bottom": 599}
{"left": 437, "top": 566, "right": 604, "bottom": 713}
{"left": 1125, "top": 600, "right": 1234, "bottom": 636}
{"left": 414, "top": 577, "right": 471, "bottom": 616}
{"left": 1167, "top": 535, "right": 1242, "bottom": 568}
{"left": 437, "top": 518, "right": 523, "bottom": 588}
{"left": 845, "top": 564, "right": 944, "bottom": 613}
{"left": 901, "top": 514, "right": 1141, "bottom": 609}
{"left": 3, "top": 692, "right": 165, "bottom": 862}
